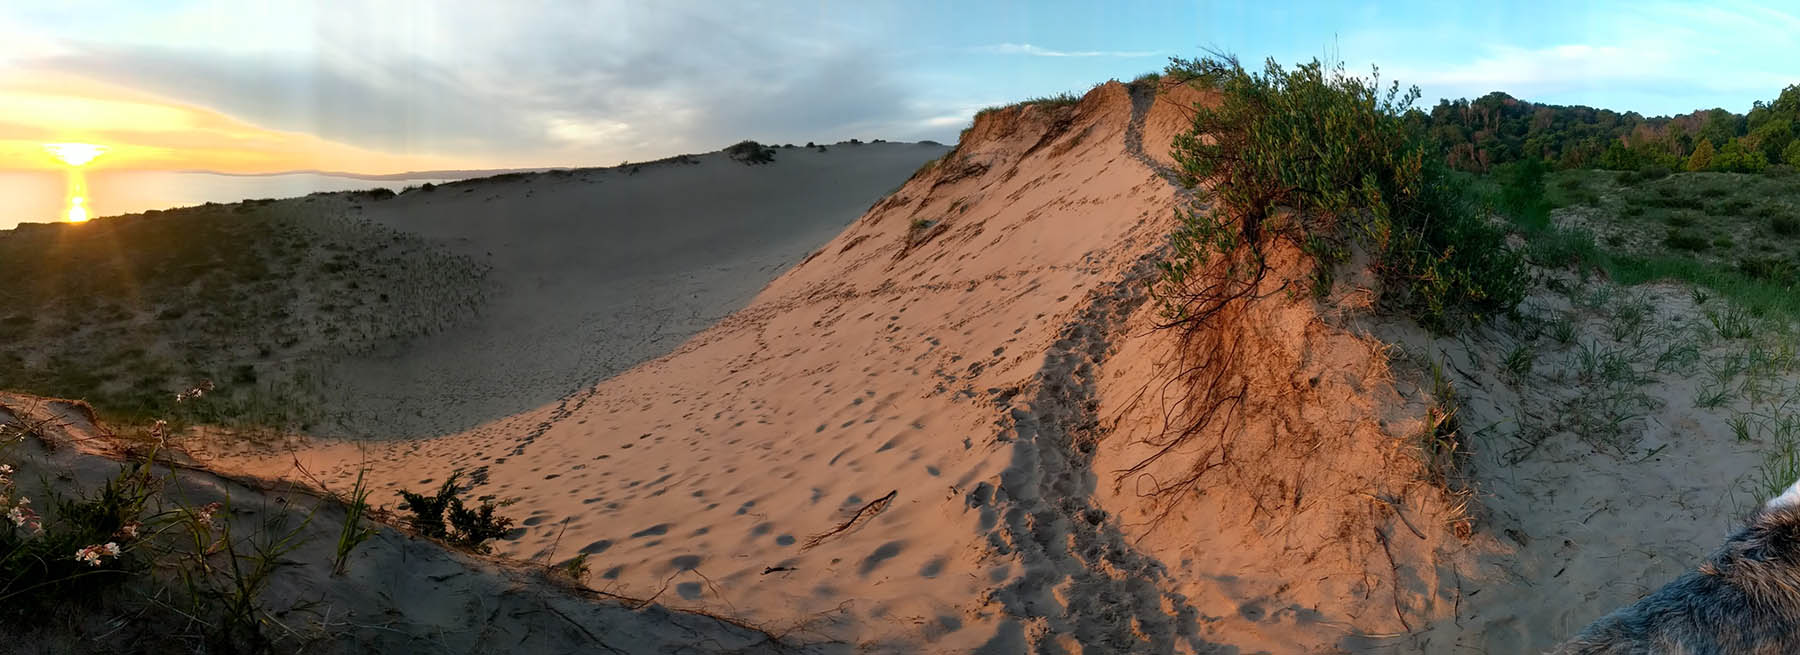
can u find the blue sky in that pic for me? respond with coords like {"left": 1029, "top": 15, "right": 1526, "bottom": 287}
{"left": 1, "top": 1, "right": 1795, "bottom": 172}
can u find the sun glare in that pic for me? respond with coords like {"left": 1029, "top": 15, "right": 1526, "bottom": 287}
{"left": 66, "top": 196, "right": 89, "bottom": 223}
{"left": 44, "top": 142, "right": 107, "bottom": 167}
{"left": 62, "top": 165, "right": 92, "bottom": 223}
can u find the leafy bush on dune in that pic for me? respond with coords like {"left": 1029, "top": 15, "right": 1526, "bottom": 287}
{"left": 1130, "top": 54, "right": 1525, "bottom": 516}
{"left": 1156, "top": 53, "right": 1525, "bottom": 331}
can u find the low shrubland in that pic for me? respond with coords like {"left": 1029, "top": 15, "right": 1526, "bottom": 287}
{"left": 0, "top": 197, "right": 487, "bottom": 429}
{"left": 1479, "top": 124, "right": 1800, "bottom": 505}
{"left": 1495, "top": 164, "right": 1800, "bottom": 321}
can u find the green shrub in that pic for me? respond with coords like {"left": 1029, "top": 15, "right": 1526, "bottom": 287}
{"left": 725, "top": 140, "right": 776, "bottom": 165}
{"left": 446, "top": 501, "right": 511, "bottom": 552}
{"left": 1773, "top": 215, "right": 1800, "bottom": 236}
{"left": 1739, "top": 256, "right": 1798, "bottom": 282}
{"left": 1496, "top": 158, "right": 1552, "bottom": 232}
{"left": 396, "top": 479, "right": 453, "bottom": 539}
{"left": 1664, "top": 230, "right": 1710, "bottom": 252}
{"left": 1155, "top": 54, "right": 1524, "bottom": 330}
{"left": 396, "top": 472, "right": 514, "bottom": 553}
{"left": 1711, "top": 197, "right": 1753, "bottom": 215}
{"left": 1529, "top": 227, "right": 1602, "bottom": 268}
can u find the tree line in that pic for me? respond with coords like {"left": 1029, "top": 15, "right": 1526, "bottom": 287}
{"left": 1413, "top": 84, "right": 1800, "bottom": 174}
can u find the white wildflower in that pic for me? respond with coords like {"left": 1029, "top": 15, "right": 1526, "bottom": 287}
{"left": 75, "top": 542, "right": 120, "bottom": 566}
{"left": 194, "top": 501, "right": 223, "bottom": 526}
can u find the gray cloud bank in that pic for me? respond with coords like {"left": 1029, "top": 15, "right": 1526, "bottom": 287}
{"left": 26, "top": 3, "right": 952, "bottom": 168}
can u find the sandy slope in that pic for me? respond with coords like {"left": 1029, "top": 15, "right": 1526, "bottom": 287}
{"left": 317, "top": 143, "right": 948, "bottom": 437}
{"left": 197, "top": 82, "right": 1209, "bottom": 651}
{"left": 170, "top": 79, "right": 1787, "bottom": 654}
{"left": 0, "top": 394, "right": 802, "bottom": 654}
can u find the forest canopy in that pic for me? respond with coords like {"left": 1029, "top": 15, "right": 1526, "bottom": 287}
{"left": 1415, "top": 84, "right": 1800, "bottom": 173}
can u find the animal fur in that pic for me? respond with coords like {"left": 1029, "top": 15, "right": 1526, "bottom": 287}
{"left": 1550, "top": 487, "right": 1800, "bottom": 654}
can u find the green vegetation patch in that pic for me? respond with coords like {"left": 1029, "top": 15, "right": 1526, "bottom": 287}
{"left": 1421, "top": 84, "right": 1799, "bottom": 174}
{"left": 1154, "top": 54, "right": 1525, "bottom": 331}
{"left": 972, "top": 91, "right": 1084, "bottom": 121}
{"left": 724, "top": 140, "right": 776, "bottom": 165}
{"left": 0, "top": 198, "right": 487, "bottom": 428}
{"left": 1495, "top": 162, "right": 1800, "bottom": 321}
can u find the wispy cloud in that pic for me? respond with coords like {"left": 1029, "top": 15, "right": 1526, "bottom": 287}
{"left": 975, "top": 43, "right": 1160, "bottom": 58}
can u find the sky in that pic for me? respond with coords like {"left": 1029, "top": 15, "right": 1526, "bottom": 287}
{"left": 1, "top": 0, "right": 1795, "bottom": 174}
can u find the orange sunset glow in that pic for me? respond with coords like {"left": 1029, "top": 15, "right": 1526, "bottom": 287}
{"left": 43, "top": 142, "right": 102, "bottom": 222}
{"left": 0, "top": 76, "right": 473, "bottom": 175}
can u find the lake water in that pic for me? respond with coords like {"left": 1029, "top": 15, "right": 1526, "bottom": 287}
{"left": 0, "top": 170, "right": 464, "bottom": 230}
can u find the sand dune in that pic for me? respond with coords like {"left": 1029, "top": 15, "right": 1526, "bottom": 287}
{"left": 318, "top": 142, "right": 948, "bottom": 437}
{"left": 198, "top": 83, "right": 1198, "bottom": 650}
{"left": 155, "top": 81, "right": 1780, "bottom": 654}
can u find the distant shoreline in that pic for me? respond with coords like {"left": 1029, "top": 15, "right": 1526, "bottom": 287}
{"left": 174, "top": 167, "right": 549, "bottom": 182}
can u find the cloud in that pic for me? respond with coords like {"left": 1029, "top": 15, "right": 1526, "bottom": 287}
{"left": 7, "top": 2, "right": 952, "bottom": 169}
{"left": 31, "top": 44, "right": 538, "bottom": 159}
{"left": 975, "top": 43, "right": 1161, "bottom": 58}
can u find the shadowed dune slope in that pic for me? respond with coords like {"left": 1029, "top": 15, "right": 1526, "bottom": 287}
{"left": 320, "top": 142, "right": 949, "bottom": 437}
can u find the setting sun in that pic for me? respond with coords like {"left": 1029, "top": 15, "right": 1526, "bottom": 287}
{"left": 44, "top": 142, "right": 106, "bottom": 167}
{"left": 65, "top": 195, "right": 89, "bottom": 222}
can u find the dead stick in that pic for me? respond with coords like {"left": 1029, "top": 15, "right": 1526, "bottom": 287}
{"left": 1359, "top": 492, "right": 1428, "bottom": 540}
{"left": 1374, "top": 525, "right": 1413, "bottom": 633}
{"left": 803, "top": 490, "right": 897, "bottom": 550}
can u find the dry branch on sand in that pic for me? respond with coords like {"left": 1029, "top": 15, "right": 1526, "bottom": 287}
{"left": 802, "top": 490, "right": 895, "bottom": 550}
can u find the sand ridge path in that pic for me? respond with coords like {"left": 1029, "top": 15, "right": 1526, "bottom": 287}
{"left": 193, "top": 81, "right": 1220, "bottom": 651}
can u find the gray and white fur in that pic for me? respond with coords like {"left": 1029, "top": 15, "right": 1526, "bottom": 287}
{"left": 1551, "top": 479, "right": 1800, "bottom": 654}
